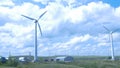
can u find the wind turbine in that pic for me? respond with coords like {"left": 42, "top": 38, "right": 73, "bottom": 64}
{"left": 21, "top": 11, "right": 47, "bottom": 62}
{"left": 103, "top": 25, "right": 116, "bottom": 60}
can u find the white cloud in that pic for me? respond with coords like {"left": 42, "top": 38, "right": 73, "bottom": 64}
{"left": 62, "top": 0, "right": 78, "bottom": 8}
{"left": 98, "top": 42, "right": 108, "bottom": 46}
{"left": 0, "top": 23, "right": 34, "bottom": 49}
{"left": 0, "top": 0, "right": 15, "bottom": 6}
{"left": 112, "top": 33, "right": 120, "bottom": 42}
{"left": 0, "top": 2, "right": 46, "bottom": 21}
{"left": 33, "top": 0, "right": 50, "bottom": 5}
{"left": 115, "top": 7, "right": 120, "bottom": 17}
{"left": 96, "top": 34, "right": 109, "bottom": 43}
{"left": 74, "top": 46, "right": 81, "bottom": 50}
{"left": 81, "top": 34, "right": 92, "bottom": 42}
{"left": 68, "top": 34, "right": 91, "bottom": 44}
{"left": 0, "top": 6, "right": 11, "bottom": 17}
{"left": 0, "top": 23, "right": 34, "bottom": 37}
{"left": 40, "top": 1, "right": 119, "bottom": 38}
{"left": 66, "top": 1, "right": 113, "bottom": 23}
{"left": 43, "top": 34, "right": 92, "bottom": 55}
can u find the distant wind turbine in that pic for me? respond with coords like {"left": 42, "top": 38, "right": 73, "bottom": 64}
{"left": 21, "top": 11, "right": 47, "bottom": 62}
{"left": 103, "top": 25, "right": 118, "bottom": 61}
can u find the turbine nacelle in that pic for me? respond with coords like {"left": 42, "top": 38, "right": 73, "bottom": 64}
{"left": 35, "top": 20, "right": 38, "bottom": 23}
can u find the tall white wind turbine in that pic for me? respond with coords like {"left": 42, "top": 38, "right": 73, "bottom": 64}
{"left": 21, "top": 11, "right": 47, "bottom": 62}
{"left": 103, "top": 25, "right": 115, "bottom": 60}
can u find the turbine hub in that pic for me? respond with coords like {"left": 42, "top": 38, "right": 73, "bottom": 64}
{"left": 35, "top": 20, "right": 38, "bottom": 23}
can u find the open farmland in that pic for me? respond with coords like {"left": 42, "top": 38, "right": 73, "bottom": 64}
{"left": 1, "top": 56, "right": 120, "bottom": 68}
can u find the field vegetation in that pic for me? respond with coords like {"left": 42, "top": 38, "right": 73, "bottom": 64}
{"left": 0, "top": 56, "right": 120, "bottom": 68}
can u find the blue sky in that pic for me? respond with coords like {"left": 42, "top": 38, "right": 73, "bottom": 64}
{"left": 0, "top": 0, "right": 120, "bottom": 57}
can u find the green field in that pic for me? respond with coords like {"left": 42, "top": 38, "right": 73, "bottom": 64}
{"left": 17, "top": 63, "right": 82, "bottom": 68}
{"left": 1, "top": 56, "right": 120, "bottom": 68}
{"left": 0, "top": 67, "right": 15, "bottom": 68}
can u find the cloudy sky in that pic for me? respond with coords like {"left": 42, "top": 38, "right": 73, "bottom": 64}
{"left": 0, "top": 0, "right": 120, "bottom": 57}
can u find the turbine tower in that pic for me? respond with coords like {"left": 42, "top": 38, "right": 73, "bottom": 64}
{"left": 103, "top": 25, "right": 115, "bottom": 60}
{"left": 21, "top": 11, "right": 47, "bottom": 62}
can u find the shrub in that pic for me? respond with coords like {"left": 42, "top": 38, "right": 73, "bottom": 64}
{"left": 6, "top": 57, "right": 19, "bottom": 67}
{"left": 0, "top": 56, "right": 7, "bottom": 64}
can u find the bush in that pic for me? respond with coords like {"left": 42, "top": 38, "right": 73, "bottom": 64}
{"left": 0, "top": 56, "right": 7, "bottom": 64}
{"left": 6, "top": 57, "right": 19, "bottom": 67}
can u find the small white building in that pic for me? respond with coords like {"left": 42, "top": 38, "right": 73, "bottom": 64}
{"left": 55, "top": 56, "right": 74, "bottom": 62}
{"left": 18, "top": 56, "right": 32, "bottom": 63}
{"left": 19, "top": 57, "right": 26, "bottom": 62}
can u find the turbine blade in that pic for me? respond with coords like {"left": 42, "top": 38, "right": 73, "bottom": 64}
{"left": 21, "top": 15, "right": 35, "bottom": 20}
{"left": 38, "top": 23, "right": 42, "bottom": 36}
{"left": 113, "top": 28, "right": 120, "bottom": 33}
{"left": 37, "top": 11, "right": 47, "bottom": 20}
{"left": 103, "top": 25, "right": 110, "bottom": 32}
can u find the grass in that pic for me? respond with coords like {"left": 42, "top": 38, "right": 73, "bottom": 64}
{"left": 0, "top": 66, "right": 15, "bottom": 68}
{"left": 15, "top": 60, "right": 120, "bottom": 68}
{"left": 17, "top": 63, "right": 83, "bottom": 68}
{"left": 70, "top": 56, "right": 120, "bottom": 68}
{"left": 1, "top": 56, "right": 120, "bottom": 68}
{"left": 69, "top": 60, "right": 120, "bottom": 68}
